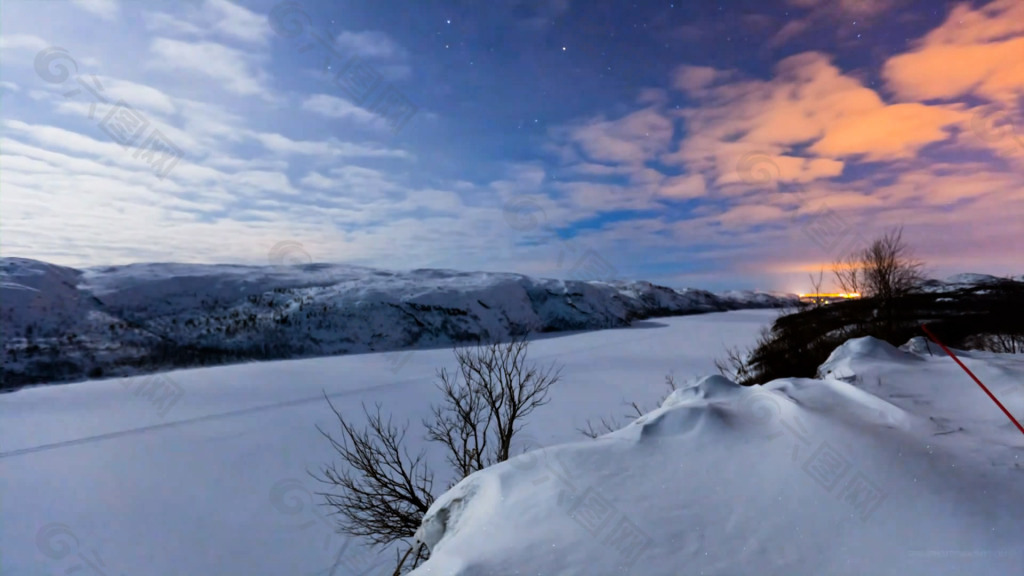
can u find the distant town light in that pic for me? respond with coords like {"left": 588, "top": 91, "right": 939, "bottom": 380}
{"left": 798, "top": 292, "right": 862, "bottom": 303}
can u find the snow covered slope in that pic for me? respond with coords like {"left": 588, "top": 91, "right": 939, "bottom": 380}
{"left": 410, "top": 337, "right": 1024, "bottom": 575}
{"left": 0, "top": 310, "right": 780, "bottom": 576}
{"left": 3, "top": 308, "right": 1021, "bottom": 575}
{"left": 919, "top": 272, "right": 1022, "bottom": 292}
{"left": 0, "top": 257, "right": 795, "bottom": 389}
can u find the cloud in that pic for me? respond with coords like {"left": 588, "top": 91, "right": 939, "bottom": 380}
{"left": 334, "top": 31, "right": 407, "bottom": 60}
{"left": 716, "top": 204, "right": 788, "bottom": 228}
{"left": 227, "top": 170, "right": 299, "bottom": 196}
{"left": 0, "top": 34, "right": 50, "bottom": 52}
{"left": 143, "top": 0, "right": 270, "bottom": 45}
{"left": 667, "top": 52, "right": 967, "bottom": 181}
{"left": 0, "top": 117, "right": 439, "bottom": 269}
{"left": 561, "top": 108, "right": 675, "bottom": 165}
{"left": 301, "top": 93, "right": 382, "bottom": 126}
{"left": 555, "top": 182, "right": 655, "bottom": 213}
{"left": 330, "top": 31, "right": 412, "bottom": 81}
{"left": 148, "top": 38, "right": 269, "bottom": 96}
{"left": 508, "top": 0, "right": 572, "bottom": 31}
{"left": 883, "top": 0, "right": 1024, "bottom": 102}
{"left": 2, "top": 119, "right": 133, "bottom": 165}
{"left": 73, "top": 76, "right": 179, "bottom": 117}
{"left": 671, "top": 66, "right": 729, "bottom": 93}
{"left": 527, "top": 9, "right": 1022, "bottom": 290}
{"left": 718, "top": 153, "right": 845, "bottom": 186}
{"left": 915, "top": 0, "right": 1024, "bottom": 45}
{"left": 69, "top": 0, "right": 119, "bottom": 20}
{"left": 809, "top": 103, "right": 964, "bottom": 160}
{"left": 658, "top": 173, "right": 707, "bottom": 199}
{"left": 144, "top": 11, "right": 205, "bottom": 38}
{"left": 248, "top": 131, "right": 412, "bottom": 160}
{"left": 771, "top": 0, "right": 905, "bottom": 47}
{"left": 204, "top": 0, "right": 270, "bottom": 44}
{"left": 299, "top": 166, "right": 403, "bottom": 201}
{"left": 785, "top": 0, "right": 894, "bottom": 17}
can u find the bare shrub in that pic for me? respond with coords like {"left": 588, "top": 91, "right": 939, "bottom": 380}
{"left": 312, "top": 399, "right": 435, "bottom": 547}
{"left": 834, "top": 226, "right": 924, "bottom": 301}
{"left": 964, "top": 333, "right": 1024, "bottom": 354}
{"left": 425, "top": 332, "right": 562, "bottom": 482}
{"left": 808, "top": 268, "right": 825, "bottom": 308}
{"left": 579, "top": 373, "right": 679, "bottom": 438}
{"left": 314, "top": 333, "right": 561, "bottom": 574}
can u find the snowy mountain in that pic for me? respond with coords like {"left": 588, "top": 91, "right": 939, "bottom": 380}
{"left": 918, "top": 272, "right": 1023, "bottom": 292}
{"left": 410, "top": 336, "right": 1024, "bottom": 575}
{"left": 1, "top": 257, "right": 796, "bottom": 389}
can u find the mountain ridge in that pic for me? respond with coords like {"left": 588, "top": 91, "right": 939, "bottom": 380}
{"left": 1, "top": 257, "right": 795, "bottom": 390}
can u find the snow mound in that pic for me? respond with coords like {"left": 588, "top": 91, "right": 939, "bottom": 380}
{"left": 661, "top": 374, "right": 741, "bottom": 408}
{"left": 900, "top": 336, "right": 935, "bottom": 356}
{"left": 410, "top": 338, "right": 1024, "bottom": 576}
{"left": 818, "top": 336, "right": 924, "bottom": 382}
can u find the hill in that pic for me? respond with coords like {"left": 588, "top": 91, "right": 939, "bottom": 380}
{"left": 1, "top": 257, "right": 794, "bottom": 390}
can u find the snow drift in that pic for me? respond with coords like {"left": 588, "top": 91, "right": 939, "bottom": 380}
{"left": 410, "top": 337, "right": 1024, "bottom": 575}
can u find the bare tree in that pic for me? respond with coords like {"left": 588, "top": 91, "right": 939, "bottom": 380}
{"left": 833, "top": 226, "right": 924, "bottom": 301}
{"left": 312, "top": 398, "right": 435, "bottom": 548}
{"left": 965, "top": 332, "right": 1024, "bottom": 354}
{"left": 426, "top": 332, "right": 562, "bottom": 481}
{"left": 314, "top": 333, "right": 561, "bottom": 574}
{"left": 579, "top": 373, "right": 679, "bottom": 438}
{"left": 808, "top": 268, "right": 825, "bottom": 308}
{"left": 714, "top": 345, "right": 757, "bottom": 384}
{"left": 862, "top": 226, "right": 925, "bottom": 301}
{"left": 833, "top": 250, "right": 864, "bottom": 296}
{"left": 578, "top": 415, "right": 623, "bottom": 439}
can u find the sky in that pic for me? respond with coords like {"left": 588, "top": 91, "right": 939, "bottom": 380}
{"left": 0, "top": 0, "right": 1021, "bottom": 293}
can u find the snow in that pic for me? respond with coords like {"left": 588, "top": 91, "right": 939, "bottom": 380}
{"left": 0, "top": 309, "right": 781, "bottom": 576}
{"left": 943, "top": 273, "right": 1002, "bottom": 285}
{"left": 919, "top": 273, "right": 1015, "bottom": 293}
{"left": 1, "top": 258, "right": 795, "bottom": 387}
{"left": 408, "top": 337, "right": 1024, "bottom": 575}
{"left": 4, "top": 272, "right": 1023, "bottom": 575}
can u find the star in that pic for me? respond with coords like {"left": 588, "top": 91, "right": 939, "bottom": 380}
{"left": 562, "top": 46, "right": 567, "bottom": 51}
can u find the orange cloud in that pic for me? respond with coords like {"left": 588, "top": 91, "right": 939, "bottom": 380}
{"left": 718, "top": 152, "right": 845, "bottom": 186}
{"left": 560, "top": 50, "right": 973, "bottom": 208}
{"left": 667, "top": 51, "right": 983, "bottom": 183}
{"left": 543, "top": 0, "right": 1022, "bottom": 285}
{"left": 810, "top": 103, "right": 964, "bottom": 160}
{"left": 883, "top": 0, "right": 1024, "bottom": 102}
{"left": 885, "top": 38, "right": 1024, "bottom": 102}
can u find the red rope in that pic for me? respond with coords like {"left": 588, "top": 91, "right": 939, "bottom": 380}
{"left": 920, "top": 324, "right": 1024, "bottom": 437}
